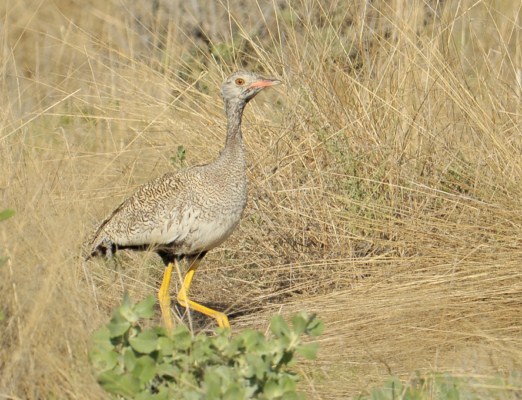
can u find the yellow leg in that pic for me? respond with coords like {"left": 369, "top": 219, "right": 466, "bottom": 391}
{"left": 158, "top": 262, "right": 175, "bottom": 332}
{"left": 177, "top": 257, "right": 230, "bottom": 329}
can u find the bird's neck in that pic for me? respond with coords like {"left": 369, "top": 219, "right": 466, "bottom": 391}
{"left": 221, "top": 99, "right": 246, "bottom": 158}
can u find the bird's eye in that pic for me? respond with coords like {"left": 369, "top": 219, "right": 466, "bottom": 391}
{"left": 235, "top": 78, "right": 245, "bottom": 85}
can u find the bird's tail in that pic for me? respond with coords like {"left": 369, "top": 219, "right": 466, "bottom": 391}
{"left": 83, "top": 234, "right": 114, "bottom": 261}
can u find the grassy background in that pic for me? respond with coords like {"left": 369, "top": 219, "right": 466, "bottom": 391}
{"left": 1, "top": 0, "right": 522, "bottom": 398}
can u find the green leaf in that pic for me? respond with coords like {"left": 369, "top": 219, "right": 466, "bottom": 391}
{"left": 89, "top": 348, "right": 119, "bottom": 372}
{"left": 156, "top": 361, "right": 179, "bottom": 378}
{"left": 107, "top": 317, "right": 131, "bottom": 338}
{"left": 181, "top": 389, "right": 204, "bottom": 400}
{"left": 263, "top": 379, "right": 283, "bottom": 399}
{"left": 223, "top": 383, "right": 246, "bottom": 400}
{"left": 177, "top": 145, "right": 186, "bottom": 161}
{"left": 203, "top": 369, "right": 223, "bottom": 398}
{"left": 170, "top": 145, "right": 187, "bottom": 167}
{"left": 291, "top": 313, "right": 308, "bottom": 335}
{"left": 123, "top": 347, "right": 138, "bottom": 371}
{"left": 157, "top": 336, "right": 175, "bottom": 356}
{"left": 118, "top": 292, "right": 139, "bottom": 323}
{"left": 172, "top": 325, "right": 192, "bottom": 351}
{"left": 296, "top": 343, "right": 318, "bottom": 360}
{"left": 240, "top": 329, "right": 262, "bottom": 351}
{"left": 129, "top": 329, "right": 159, "bottom": 354}
{"left": 279, "top": 375, "right": 299, "bottom": 392}
{"left": 245, "top": 353, "right": 268, "bottom": 380}
{"left": 306, "top": 316, "right": 325, "bottom": 337}
{"left": 191, "top": 335, "right": 215, "bottom": 364}
{"left": 270, "top": 315, "right": 290, "bottom": 338}
{"left": 134, "top": 295, "right": 156, "bottom": 319}
{"left": 0, "top": 209, "right": 15, "bottom": 222}
{"left": 136, "top": 388, "right": 169, "bottom": 400}
{"left": 280, "top": 392, "right": 304, "bottom": 400}
{"left": 132, "top": 355, "right": 156, "bottom": 385}
{"left": 90, "top": 326, "right": 114, "bottom": 351}
{"left": 98, "top": 370, "right": 141, "bottom": 396}
{"left": 213, "top": 328, "right": 232, "bottom": 352}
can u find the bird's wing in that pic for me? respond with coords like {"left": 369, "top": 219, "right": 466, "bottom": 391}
{"left": 89, "top": 171, "right": 198, "bottom": 251}
{"left": 90, "top": 196, "right": 126, "bottom": 240}
{"left": 87, "top": 195, "right": 131, "bottom": 253}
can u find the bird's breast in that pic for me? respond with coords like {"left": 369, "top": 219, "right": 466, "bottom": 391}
{"left": 176, "top": 203, "right": 244, "bottom": 254}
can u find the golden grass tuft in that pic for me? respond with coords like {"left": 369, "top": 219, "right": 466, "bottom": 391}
{"left": 1, "top": 0, "right": 522, "bottom": 398}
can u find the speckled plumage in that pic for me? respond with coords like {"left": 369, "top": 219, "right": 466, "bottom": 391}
{"left": 88, "top": 71, "right": 280, "bottom": 264}
{"left": 89, "top": 151, "right": 247, "bottom": 259}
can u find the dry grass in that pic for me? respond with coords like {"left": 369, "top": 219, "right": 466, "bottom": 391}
{"left": 1, "top": 0, "right": 522, "bottom": 398}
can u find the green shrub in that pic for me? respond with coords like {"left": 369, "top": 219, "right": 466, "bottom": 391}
{"left": 170, "top": 145, "right": 187, "bottom": 167}
{"left": 357, "top": 372, "right": 522, "bottom": 400}
{"left": 89, "top": 294, "right": 324, "bottom": 399}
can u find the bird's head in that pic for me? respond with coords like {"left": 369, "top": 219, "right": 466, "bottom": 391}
{"left": 221, "top": 71, "right": 281, "bottom": 104}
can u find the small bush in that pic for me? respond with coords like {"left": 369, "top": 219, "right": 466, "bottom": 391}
{"left": 357, "top": 372, "right": 522, "bottom": 400}
{"left": 89, "top": 294, "right": 324, "bottom": 399}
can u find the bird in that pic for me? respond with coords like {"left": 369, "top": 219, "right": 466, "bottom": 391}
{"left": 87, "top": 71, "right": 281, "bottom": 330}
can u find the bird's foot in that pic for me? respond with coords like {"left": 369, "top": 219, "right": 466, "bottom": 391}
{"left": 215, "top": 312, "right": 230, "bottom": 329}
{"left": 177, "top": 295, "right": 230, "bottom": 330}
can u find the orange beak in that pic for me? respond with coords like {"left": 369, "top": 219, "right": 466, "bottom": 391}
{"left": 249, "top": 78, "right": 282, "bottom": 89}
